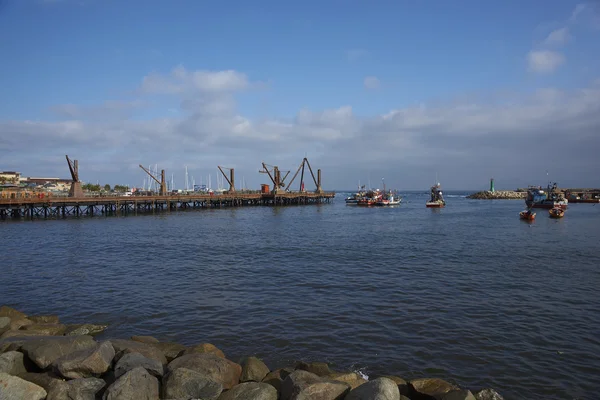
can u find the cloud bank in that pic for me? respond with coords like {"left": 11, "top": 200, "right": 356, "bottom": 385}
{"left": 1, "top": 64, "right": 599, "bottom": 190}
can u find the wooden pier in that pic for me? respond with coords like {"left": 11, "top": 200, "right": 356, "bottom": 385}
{"left": 0, "top": 192, "right": 335, "bottom": 220}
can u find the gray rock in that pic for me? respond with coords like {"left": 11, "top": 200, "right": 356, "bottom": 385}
{"left": 218, "top": 381, "right": 278, "bottom": 400}
{"left": 114, "top": 352, "right": 164, "bottom": 379}
{"left": 442, "top": 389, "right": 476, "bottom": 400}
{"left": 47, "top": 377, "right": 106, "bottom": 400}
{"left": 162, "top": 367, "right": 223, "bottom": 400}
{"left": 29, "top": 315, "right": 60, "bottom": 324}
{"left": 53, "top": 341, "right": 115, "bottom": 379}
{"left": 20, "top": 335, "right": 97, "bottom": 369}
{"left": 240, "top": 356, "right": 270, "bottom": 382}
{"left": 0, "top": 351, "right": 27, "bottom": 375}
{"left": 9, "top": 318, "right": 33, "bottom": 330}
{"left": 295, "top": 361, "right": 332, "bottom": 377}
{"left": 474, "top": 388, "right": 504, "bottom": 400}
{"left": 20, "top": 323, "right": 67, "bottom": 336}
{"left": 409, "top": 378, "right": 458, "bottom": 400}
{"left": 109, "top": 339, "right": 167, "bottom": 365}
{"left": 16, "top": 371, "right": 64, "bottom": 392}
{"left": 0, "top": 372, "right": 47, "bottom": 400}
{"left": 167, "top": 353, "right": 241, "bottom": 389}
{"left": 262, "top": 368, "right": 294, "bottom": 394}
{"left": 1, "top": 329, "right": 55, "bottom": 339}
{"left": 65, "top": 324, "right": 108, "bottom": 336}
{"left": 345, "top": 377, "right": 400, "bottom": 400}
{"left": 150, "top": 341, "right": 186, "bottom": 362}
{"left": 281, "top": 370, "right": 350, "bottom": 400}
{"left": 180, "top": 342, "right": 226, "bottom": 358}
{"left": 0, "top": 306, "right": 27, "bottom": 320}
{"left": 0, "top": 317, "right": 10, "bottom": 335}
{"left": 325, "top": 372, "right": 367, "bottom": 390}
{"left": 131, "top": 335, "right": 159, "bottom": 344}
{"left": 102, "top": 367, "right": 159, "bottom": 400}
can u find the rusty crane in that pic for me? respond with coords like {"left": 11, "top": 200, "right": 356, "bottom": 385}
{"left": 65, "top": 155, "right": 84, "bottom": 198}
{"left": 286, "top": 158, "right": 324, "bottom": 194}
{"left": 139, "top": 164, "right": 167, "bottom": 196}
{"left": 259, "top": 162, "right": 290, "bottom": 194}
{"left": 217, "top": 166, "right": 236, "bottom": 193}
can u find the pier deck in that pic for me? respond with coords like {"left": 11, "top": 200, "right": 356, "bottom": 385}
{"left": 0, "top": 192, "right": 335, "bottom": 220}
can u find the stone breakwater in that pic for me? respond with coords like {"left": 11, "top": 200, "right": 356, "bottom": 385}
{"left": 466, "top": 191, "right": 526, "bottom": 200}
{"left": 0, "top": 306, "right": 504, "bottom": 400}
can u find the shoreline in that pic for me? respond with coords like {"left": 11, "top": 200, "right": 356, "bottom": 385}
{"left": 0, "top": 305, "right": 504, "bottom": 400}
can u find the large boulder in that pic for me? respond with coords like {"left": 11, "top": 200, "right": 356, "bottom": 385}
{"left": 9, "top": 318, "right": 33, "bottom": 330}
{"left": 162, "top": 367, "right": 223, "bottom": 400}
{"left": 20, "top": 323, "right": 67, "bottom": 336}
{"left": 181, "top": 342, "right": 226, "bottom": 358}
{"left": 16, "top": 371, "right": 64, "bottom": 392}
{"left": 29, "top": 315, "right": 60, "bottom": 324}
{"left": 218, "top": 381, "right": 278, "bottom": 400}
{"left": 53, "top": 341, "right": 115, "bottom": 379}
{"left": 46, "top": 377, "right": 106, "bottom": 400}
{"left": 0, "top": 372, "right": 47, "bottom": 400}
{"left": 0, "top": 317, "right": 10, "bottom": 335}
{"left": 150, "top": 341, "right": 186, "bottom": 362}
{"left": 64, "top": 324, "right": 108, "bottom": 336}
{"left": 378, "top": 376, "right": 409, "bottom": 395}
{"left": 345, "top": 377, "right": 400, "bottom": 400}
{"left": 167, "top": 353, "right": 241, "bottom": 389}
{"left": 131, "top": 335, "right": 159, "bottom": 344}
{"left": 240, "top": 356, "right": 270, "bottom": 382}
{"left": 1, "top": 329, "right": 55, "bottom": 339}
{"left": 442, "top": 389, "right": 476, "bottom": 400}
{"left": 295, "top": 361, "right": 332, "bottom": 377}
{"left": 474, "top": 388, "right": 504, "bottom": 400}
{"left": 262, "top": 367, "right": 294, "bottom": 394}
{"left": 0, "top": 351, "right": 28, "bottom": 375}
{"left": 103, "top": 367, "right": 159, "bottom": 400}
{"left": 325, "top": 372, "right": 367, "bottom": 390}
{"left": 114, "top": 352, "right": 164, "bottom": 379}
{"left": 0, "top": 306, "right": 27, "bottom": 320}
{"left": 109, "top": 339, "right": 167, "bottom": 365}
{"left": 281, "top": 370, "right": 350, "bottom": 400}
{"left": 409, "top": 378, "right": 458, "bottom": 400}
{"left": 21, "top": 335, "right": 97, "bottom": 369}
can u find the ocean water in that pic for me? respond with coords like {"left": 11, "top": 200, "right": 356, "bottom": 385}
{"left": 1, "top": 191, "right": 599, "bottom": 400}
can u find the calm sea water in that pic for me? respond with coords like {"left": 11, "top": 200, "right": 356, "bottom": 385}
{"left": 2, "top": 192, "right": 599, "bottom": 400}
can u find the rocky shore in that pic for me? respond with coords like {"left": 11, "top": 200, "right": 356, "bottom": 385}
{"left": 466, "top": 191, "right": 526, "bottom": 200}
{"left": 0, "top": 306, "right": 504, "bottom": 400}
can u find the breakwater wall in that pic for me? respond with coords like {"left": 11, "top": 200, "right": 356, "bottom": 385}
{"left": 0, "top": 306, "right": 504, "bottom": 400}
{"left": 466, "top": 191, "right": 526, "bottom": 200}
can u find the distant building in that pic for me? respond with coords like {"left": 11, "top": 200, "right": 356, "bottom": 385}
{"left": 20, "top": 177, "right": 72, "bottom": 191}
{"left": 0, "top": 171, "right": 21, "bottom": 183}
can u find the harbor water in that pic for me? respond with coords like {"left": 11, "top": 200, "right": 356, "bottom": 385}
{"left": 1, "top": 192, "right": 599, "bottom": 399}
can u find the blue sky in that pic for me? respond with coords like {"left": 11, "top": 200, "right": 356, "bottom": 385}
{"left": 0, "top": 0, "right": 599, "bottom": 190}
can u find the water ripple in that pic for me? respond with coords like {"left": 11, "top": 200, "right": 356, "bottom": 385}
{"left": 1, "top": 193, "right": 600, "bottom": 400}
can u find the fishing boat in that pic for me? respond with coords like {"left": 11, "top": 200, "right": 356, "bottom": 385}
{"left": 426, "top": 183, "right": 446, "bottom": 208}
{"left": 525, "top": 183, "right": 568, "bottom": 209}
{"left": 357, "top": 189, "right": 382, "bottom": 206}
{"left": 376, "top": 190, "right": 402, "bottom": 206}
{"left": 345, "top": 184, "right": 367, "bottom": 205}
{"left": 565, "top": 191, "right": 600, "bottom": 204}
{"left": 519, "top": 210, "right": 536, "bottom": 221}
{"left": 549, "top": 207, "right": 565, "bottom": 219}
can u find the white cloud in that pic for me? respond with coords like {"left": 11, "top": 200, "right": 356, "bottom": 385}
{"left": 569, "top": 3, "right": 587, "bottom": 22}
{"left": 1, "top": 67, "right": 599, "bottom": 190}
{"left": 543, "top": 27, "right": 570, "bottom": 46}
{"left": 364, "top": 76, "right": 380, "bottom": 90}
{"left": 141, "top": 66, "right": 250, "bottom": 94}
{"left": 527, "top": 50, "right": 565, "bottom": 73}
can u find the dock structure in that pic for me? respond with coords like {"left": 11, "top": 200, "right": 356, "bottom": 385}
{"left": 0, "top": 192, "right": 335, "bottom": 220}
